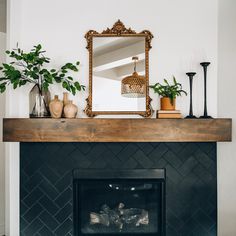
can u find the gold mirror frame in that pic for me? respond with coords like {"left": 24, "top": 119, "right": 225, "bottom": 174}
{"left": 84, "top": 20, "right": 154, "bottom": 117}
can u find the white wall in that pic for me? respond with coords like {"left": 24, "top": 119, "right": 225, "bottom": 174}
{"left": 6, "top": 0, "right": 218, "bottom": 118}
{"left": 5, "top": 0, "right": 219, "bottom": 235}
{"left": 0, "top": 32, "right": 6, "bottom": 235}
{"left": 218, "top": 0, "right": 236, "bottom": 235}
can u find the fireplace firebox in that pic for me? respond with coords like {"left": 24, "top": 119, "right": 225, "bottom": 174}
{"left": 73, "top": 169, "right": 166, "bottom": 236}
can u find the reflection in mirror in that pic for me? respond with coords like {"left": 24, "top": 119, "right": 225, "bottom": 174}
{"left": 92, "top": 37, "right": 146, "bottom": 112}
{"left": 121, "top": 56, "right": 146, "bottom": 98}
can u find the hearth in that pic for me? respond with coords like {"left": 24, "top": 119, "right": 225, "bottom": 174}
{"left": 73, "top": 169, "right": 166, "bottom": 236}
{"left": 20, "top": 142, "right": 217, "bottom": 236}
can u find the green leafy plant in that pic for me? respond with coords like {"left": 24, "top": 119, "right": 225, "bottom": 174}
{"left": 0, "top": 44, "right": 85, "bottom": 95}
{"left": 149, "top": 76, "right": 187, "bottom": 104}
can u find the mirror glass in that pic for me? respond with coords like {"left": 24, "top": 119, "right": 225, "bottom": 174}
{"left": 92, "top": 37, "right": 146, "bottom": 112}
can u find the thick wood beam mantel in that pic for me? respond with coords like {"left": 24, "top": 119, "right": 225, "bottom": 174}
{"left": 2, "top": 118, "right": 232, "bottom": 142}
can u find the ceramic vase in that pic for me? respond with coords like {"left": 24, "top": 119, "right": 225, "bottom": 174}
{"left": 49, "top": 95, "right": 63, "bottom": 118}
{"left": 64, "top": 100, "right": 78, "bottom": 118}
{"left": 62, "top": 92, "right": 69, "bottom": 117}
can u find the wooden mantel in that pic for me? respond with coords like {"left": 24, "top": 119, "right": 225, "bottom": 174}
{"left": 2, "top": 118, "right": 232, "bottom": 142}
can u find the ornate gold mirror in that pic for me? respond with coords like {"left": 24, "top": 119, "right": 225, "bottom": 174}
{"left": 84, "top": 20, "right": 153, "bottom": 117}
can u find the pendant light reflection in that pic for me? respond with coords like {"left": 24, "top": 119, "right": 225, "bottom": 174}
{"left": 121, "top": 57, "right": 146, "bottom": 98}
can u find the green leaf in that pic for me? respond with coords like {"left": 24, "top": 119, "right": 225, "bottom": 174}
{"left": 0, "top": 85, "right": 6, "bottom": 93}
{"left": 72, "top": 66, "right": 78, "bottom": 72}
{"left": 164, "top": 79, "right": 169, "bottom": 85}
{"left": 65, "top": 85, "right": 71, "bottom": 92}
{"left": 3, "top": 63, "right": 11, "bottom": 70}
{"left": 62, "top": 81, "right": 68, "bottom": 89}
{"left": 76, "top": 61, "right": 80, "bottom": 65}
{"left": 74, "top": 81, "right": 81, "bottom": 91}
{"left": 71, "top": 86, "right": 76, "bottom": 95}
{"left": 33, "top": 67, "right": 39, "bottom": 72}
{"left": 55, "top": 77, "right": 62, "bottom": 83}
{"left": 19, "top": 80, "right": 27, "bottom": 86}
{"left": 13, "top": 82, "right": 18, "bottom": 89}
{"left": 35, "top": 44, "right": 42, "bottom": 51}
{"left": 62, "top": 69, "right": 68, "bottom": 74}
{"left": 40, "top": 69, "right": 48, "bottom": 74}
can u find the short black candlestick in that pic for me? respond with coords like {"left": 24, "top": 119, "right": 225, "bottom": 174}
{"left": 200, "top": 62, "right": 212, "bottom": 118}
{"left": 185, "top": 72, "right": 197, "bottom": 119}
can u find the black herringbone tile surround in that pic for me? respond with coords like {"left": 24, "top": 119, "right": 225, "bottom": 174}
{"left": 20, "top": 142, "right": 217, "bottom": 236}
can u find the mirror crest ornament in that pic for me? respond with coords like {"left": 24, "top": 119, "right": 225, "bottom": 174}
{"left": 84, "top": 20, "right": 154, "bottom": 117}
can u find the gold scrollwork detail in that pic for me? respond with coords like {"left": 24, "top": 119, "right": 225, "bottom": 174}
{"left": 141, "top": 30, "right": 154, "bottom": 50}
{"left": 84, "top": 97, "right": 95, "bottom": 117}
{"left": 85, "top": 30, "right": 98, "bottom": 50}
{"left": 102, "top": 19, "right": 136, "bottom": 35}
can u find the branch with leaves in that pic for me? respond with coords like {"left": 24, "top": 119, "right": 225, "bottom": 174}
{"left": 149, "top": 76, "right": 187, "bottom": 104}
{"left": 0, "top": 44, "right": 85, "bottom": 95}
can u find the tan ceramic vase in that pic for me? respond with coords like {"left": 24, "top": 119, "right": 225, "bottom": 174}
{"left": 62, "top": 92, "right": 69, "bottom": 117}
{"left": 64, "top": 100, "right": 78, "bottom": 118}
{"left": 63, "top": 92, "right": 69, "bottom": 104}
{"left": 160, "top": 97, "right": 176, "bottom": 110}
{"left": 49, "top": 95, "right": 63, "bottom": 118}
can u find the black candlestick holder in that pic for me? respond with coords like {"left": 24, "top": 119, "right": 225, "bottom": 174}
{"left": 185, "top": 72, "right": 197, "bottom": 119}
{"left": 199, "top": 62, "right": 213, "bottom": 119}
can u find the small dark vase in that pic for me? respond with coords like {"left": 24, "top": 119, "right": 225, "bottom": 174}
{"left": 29, "top": 84, "right": 51, "bottom": 118}
{"left": 185, "top": 72, "right": 197, "bottom": 119}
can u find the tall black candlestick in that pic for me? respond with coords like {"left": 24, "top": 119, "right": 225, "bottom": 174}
{"left": 185, "top": 72, "right": 197, "bottom": 119}
{"left": 200, "top": 62, "right": 212, "bottom": 118}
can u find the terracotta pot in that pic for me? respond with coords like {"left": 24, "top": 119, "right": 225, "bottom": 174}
{"left": 64, "top": 100, "right": 78, "bottom": 118}
{"left": 160, "top": 97, "right": 176, "bottom": 110}
{"left": 49, "top": 95, "right": 63, "bottom": 118}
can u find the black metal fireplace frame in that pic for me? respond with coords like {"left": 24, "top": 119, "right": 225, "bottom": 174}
{"left": 73, "top": 169, "right": 166, "bottom": 236}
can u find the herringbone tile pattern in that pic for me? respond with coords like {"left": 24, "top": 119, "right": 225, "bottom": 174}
{"left": 20, "top": 142, "right": 216, "bottom": 236}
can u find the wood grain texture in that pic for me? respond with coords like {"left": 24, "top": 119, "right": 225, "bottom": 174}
{"left": 3, "top": 118, "right": 232, "bottom": 142}
{"left": 2, "top": 118, "right": 232, "bottom": 142}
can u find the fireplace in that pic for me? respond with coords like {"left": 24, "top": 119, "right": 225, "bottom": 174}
{"left": 20, "top": 142, "right": 217, "bottom": 236}
{"left": 73, "top": 169, "right": 166, "bottom": 236}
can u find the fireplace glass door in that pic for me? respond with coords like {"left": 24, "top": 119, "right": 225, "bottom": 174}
{"left": 73, "top": 170, "right": 165, "bottom": 236}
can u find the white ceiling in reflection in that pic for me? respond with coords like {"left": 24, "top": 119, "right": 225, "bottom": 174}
{"left": 93, "top": 37, "right": 145, "bottom": 81}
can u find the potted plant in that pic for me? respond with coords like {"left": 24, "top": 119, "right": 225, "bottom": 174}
{"left": 149, "top": 76, "right": 187, "bottom": 110}
{"left": 0, "top": 44, "right": 85, "bottom": 117}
